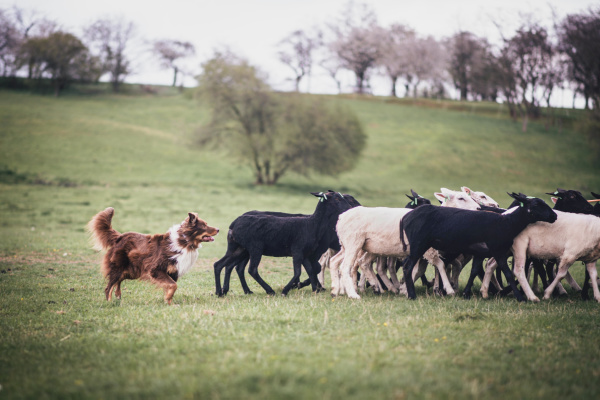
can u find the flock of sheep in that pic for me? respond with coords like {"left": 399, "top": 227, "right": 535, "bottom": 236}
{"left": 213, "top": 187, "right": 600, "bottom": 303}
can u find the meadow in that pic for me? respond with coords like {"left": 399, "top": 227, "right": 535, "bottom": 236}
{"left": 0, "top": 86, "right": 599, "bottom": 399}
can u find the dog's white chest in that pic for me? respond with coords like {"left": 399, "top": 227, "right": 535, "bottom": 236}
{"left": 168, "top": 224, "right": 199, "bottom": 277}
{"left": 172, "top": 248, "right": 199, "bottom": 277}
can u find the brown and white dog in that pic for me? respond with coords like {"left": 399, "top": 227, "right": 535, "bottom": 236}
{"left": 87, "top": 207, "right": 219, "bottom": 304}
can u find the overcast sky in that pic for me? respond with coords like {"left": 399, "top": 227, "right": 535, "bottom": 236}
{"left": 7, "top": 0, "right": 598, "bottom": 103}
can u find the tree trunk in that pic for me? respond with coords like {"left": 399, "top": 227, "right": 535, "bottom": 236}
{"left": 172, "top": 67, "right": 178, "bottom": 87}
{"left": 522, "top": 113, "right": 528, "bottom": 132}
{"left": 390, "top": 76, "right": 397, "bottom": 97}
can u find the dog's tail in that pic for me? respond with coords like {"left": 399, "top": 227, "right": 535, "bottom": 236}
{"left": 87, "top": 207, "right": 120, "bottom": 251}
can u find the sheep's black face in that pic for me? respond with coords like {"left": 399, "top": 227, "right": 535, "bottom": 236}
{"left": 547, "top": 189, "right": 594, "bottom": 214}
{"left": 526, "top": 199, "right": 557, "bottom": 224}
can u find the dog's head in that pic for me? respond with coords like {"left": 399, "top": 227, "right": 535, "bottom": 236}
{"left": 179, "top": 212, "right": 219, "bottom": 248}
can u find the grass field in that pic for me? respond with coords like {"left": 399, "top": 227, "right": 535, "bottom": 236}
{"left": 1, "top": 87, "right": 599, "bottom": 399}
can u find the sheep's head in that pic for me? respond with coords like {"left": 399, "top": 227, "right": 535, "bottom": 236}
{"left": 405, "top": 189, "right": 431, "bottom": 209}
{"left": 434, "top": 188, "right": 479, "bottom": 210}
{"left": 508, "top": 193, "right": 557, "bottom": 224}
{"left": 311, "top": 190, "right": 353, "bottom": 213}
{"left": 461, "top": 186, "right": 499, "bottom": 208}
{"left": 545, "top": 188, "right": 594, "bottom": 214}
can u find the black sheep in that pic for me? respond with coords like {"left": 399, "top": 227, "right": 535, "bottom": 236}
{"left": 213, "top": 191, "right": 353, "bottom": 296}
{"left": 399, "top": 193, "right": 557, "bottom": 301}
{"left": 220, "top": 193, "right": 361, "bottom": 295}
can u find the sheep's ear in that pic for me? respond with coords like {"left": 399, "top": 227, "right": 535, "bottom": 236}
{"left": 406, "top": 194, "right": 414, "bottom": 201}
{"left": 591, "top": 192, "right": 600, "bottom": 199}
{"left": 411, "top": 189, "right": 419, "bottom": 197}
{"left": 461, "top": 187, "right": 472, "bottom": 195}
{"left": 434, "top": 192, "right": 446, "bottom": 203}
{"left": 551, "top": 197, "right": 558, "bottom": 204}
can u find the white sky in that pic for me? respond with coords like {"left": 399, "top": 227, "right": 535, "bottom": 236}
{"left": 5, "top": 0, "right": 598, "bottom": 105}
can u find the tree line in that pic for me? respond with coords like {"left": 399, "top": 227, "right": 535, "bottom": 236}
{"left": 0, "top": 6, "right": 194, "bottom": 96}
{"left": 276, "top": 2, "right": 600, "bottom": 131}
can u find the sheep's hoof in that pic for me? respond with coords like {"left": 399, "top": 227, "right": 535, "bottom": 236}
{"left": 581, "top": 291, "right": 590, "bottom": 301}
{"left": 530, "top": 296, "right": 540, "bottom": 303}
{"left": 433, "top": 288, "right": 444, "bottom": 296}
{"left": 244, "top": 290, "right": 254, "bottom": 295}
{"left": 463, "top": 291, "right": 472, "bottom": 300}
{"left": 266, "top": 291, "right": 276, "bottom": 296}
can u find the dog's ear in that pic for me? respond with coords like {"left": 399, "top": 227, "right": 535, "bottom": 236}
{"left": 188, "top": 213, "right": 196, "bottom": 223}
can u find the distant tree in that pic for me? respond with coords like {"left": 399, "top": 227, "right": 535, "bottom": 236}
{"left": 328, "top": 2, "right": 384, "bottom": 94}
{"left": 319, "top": 56, "right": 344, "bottom": 94}
{"left": 20, "top": 31, "right": 89, "bottom": 96}
{"left": 84, "top": 17, "right": 135, "bottom": 92}
{"left": 0, "top": 9, "right": 20, "bottom": 77}
{"left": 446, "top": 31, "right": 488, "bottom": 101}
{"left": 277, "top": 28, "right": 322, "bottom": 92}
{"left": 557, "top": 8, "right": 600, "bottom": 110}
{"left": 196, "top": 50, "right": 366, "bottom": 185}
{"left": 498, "top": 22, "right": 556, "bottom": 131}
{"left": 0, "top": 6, "right": 55, "bottom": 78}
{"left": 403, "top": 35, "right": 447, "bottom": 98}
{"left": 379, "top": 24, "right": 415, "bottom": 97}
{"left": 469, "top": 52, "right": 502, "bottom": 102}
{"left": 153, "top": 39, "right": 195, "bottom": 86}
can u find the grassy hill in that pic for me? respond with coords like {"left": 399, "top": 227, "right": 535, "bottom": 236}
{"left": 0, "top": 87, "right": 599, "bottom": 399}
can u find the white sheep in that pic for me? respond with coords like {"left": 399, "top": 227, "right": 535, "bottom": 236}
{"left": 481, "top": 210, "right": 600, "bottom": 302}
{"left": 331, "top": 189, "right": 482, "bottom": 299}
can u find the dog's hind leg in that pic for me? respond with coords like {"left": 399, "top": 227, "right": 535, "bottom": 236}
{"left": 151, "top": 270, "right": 178, "bottom": 305}
{"left": 105, "top": 268, "right": 123, "bottom": 301}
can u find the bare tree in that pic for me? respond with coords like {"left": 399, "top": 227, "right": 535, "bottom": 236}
{"left": 153, "top": 39, "right": 195, "bottom": 87}
{"left": 277, "top": 28, "right": 322, "bottom": 92}
{"left": 558, "top": 7, "right": 600, "bottom": 110}
{"left": 318, "top": 56, "right": 344, "bottom": 94}
{"left": 328, "top": 2, "right": 384, "bottom": 94}
{"left": 403, "top": 35, "right": 447, "bottom": 98}
{"left": 0, "top": 8, "right": 20, "bottom": 77}
{"left": 379, "top": 24, "right": 415, "bottom": 97}
{"left": 447, "top": 31, "right": 487, "bottom": 101}
{"left": 84, "top": 17, "right": 135, "bottom": 92}
{"left": 498, "top": 22, "right": 556, "bottom": 131}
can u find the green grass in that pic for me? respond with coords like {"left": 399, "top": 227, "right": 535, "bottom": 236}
{"left": 1, "top": 87, "right": 599, "bottom": 399}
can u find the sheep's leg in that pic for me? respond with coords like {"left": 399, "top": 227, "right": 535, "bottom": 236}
{"left": 544, "top": 260, "right": 566, "bottom": 296}
{"left": 486, "top": 258, "right": 502, "bottom": 293}
{"left": 360, "top": 256, "right": 382, "bottom": 294}
{"left": 340, "top": 250, "right": 361, "bottom": 299}
{"left": 581, "top": 269, "right": 591, "bottom": 300}
{"left": 585, "top": 262, "right": 600, "bottom": 302}
{"left": 386, "top": 257, "right": 402, "bottom": 291}
{"left": 329, "top": 251, "right": 344, "bottom": 296}
{"left": 358, "top": 268, "right": 367, "bottom": 292}
{"left": 402, "top": 256, "right": 420, "bottom": 300}
{"left": 376, "top": 256, "right": 398, "bottom": 294}
{"left": 564, "top": 271, "right": 582, "bottom": 292}
{"left": 430, "top": 254, "right": 455, "bottom": 296}
{"left": 543, "top": 258, "right": 576, "bottom": 300}
{"left": 235, "top": 256, "right": 254, "bottom": 294}
{"left": 463, "top": 256, "right": 484, "bottom": 299}
{"left": 512, "top": 253, "right": 540, "bottom": 302}
{"left": 495, "top": 255, "right": 525, "bottom": 302}
{"left": 317, "top": 249, "right": 333, "bottom": 287}
{"left": 480, "top": 258, "right": 502, "bottom": 298}
{"left": 223, "top": 255, "right": 252, "bottom": 295}
{"left": 282, "top": 254, "right": 308, "bottom": 296}
{"left": 247, "top": 252, "right": 275, "bottom": 295}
